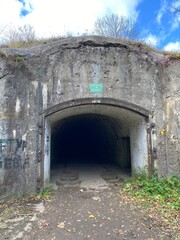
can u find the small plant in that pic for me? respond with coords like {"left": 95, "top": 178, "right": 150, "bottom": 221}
{"left": 122, "top": 174, "right": 180, "bottom": 209}
{"left": 15, "top": 55, "right": 25, "bottom": 64}
{"left": 121, "top": 174, "right": 180, "bottom": 237}
{"left": 0, "top": 50, "right": 26, "bottom": 67}
{"left": 37, "top": 187, "right": 53, "bottom": 199}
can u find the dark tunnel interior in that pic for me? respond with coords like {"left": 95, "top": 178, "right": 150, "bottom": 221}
{"left": 50, "top": 114, "right": 131, "bottom": 169}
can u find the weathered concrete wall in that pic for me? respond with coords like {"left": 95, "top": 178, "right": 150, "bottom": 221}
{"left": 0, "top": 36, "right": 179, "bottom": 198}
{"left": 164, "top": 60, "right": 180, "bottom": 176}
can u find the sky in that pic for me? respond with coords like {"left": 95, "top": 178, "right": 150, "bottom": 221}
{"left": 0, "top": 0, "right": 180, "bottom": 51}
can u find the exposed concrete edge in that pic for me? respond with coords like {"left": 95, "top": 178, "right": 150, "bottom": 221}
{"left": 42, "top": 98, "right": 151, "bottom": 119}
{"left": 1, "top": 36, "right": 129, "bottom": 52}
{"left": 1, "top": 36, "right": 164, "bottom": 61}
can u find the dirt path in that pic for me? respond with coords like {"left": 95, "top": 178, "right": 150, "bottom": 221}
{"left": 0, "top": 165, "right": 178, "bottom": 240}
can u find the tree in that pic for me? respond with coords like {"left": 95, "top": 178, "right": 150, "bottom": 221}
{"left": 171, "top": 6, "right": 180, "bottom": 13}
{"left": 0, "top": 25, "right": 8, "bottom": 37}
{"left": 94, "top": 13, "right": 140, "bottom": 40}
{"left": 1, "top": 24, "right": 36, "bottom": 47}
{"left": 170, "top": 2, "right": 180, "bottom": 14}
{"left": 5, "top": 24, "right": 35, "bottom": 43}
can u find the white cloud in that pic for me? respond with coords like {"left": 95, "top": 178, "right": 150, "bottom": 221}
{"left": 21, "top": 0, "right": 33, "bottom": 14}
{"left": 156, "top": 0, "right": 167, "bottom": 24}
{"left": 171, "top": 14, "right": 180, "bottom": 30}
{"left": 0, "top": 0, "right": 22, "bottom": 25}
{"left": 163, "top": 41, "right": 180, "bottom": 52}
{"left": 172, "top": 0, "right": 180, "bottom": 10}
{"left": 144, "top": 34, "right": 159, "bottom": 47}
{"left": 170, "top": 0, "right": 180, "bottom": 30}
{"left": 101, "top": 0, "right": 142, "bottom": 19}
{"left": 0, "top": 0, "right": 142, "bottom": 39}
{"left": 156, "top": 0, "right": 180, "bottom": 31}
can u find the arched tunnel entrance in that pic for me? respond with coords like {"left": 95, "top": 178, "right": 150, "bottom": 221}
{"left": 51, "top": 114, "right": 131, "bottom": 168}
{"left": 43, "top": 100, "right": 150, "bottom": 188}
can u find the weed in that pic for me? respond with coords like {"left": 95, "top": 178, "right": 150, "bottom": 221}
{"left": 14, "top": 55, "right": 25, "bottom": 63}
{"left": 121, "top": 174, "right": 180, "bottom": 237}
{"left": 36, "top": 187, "right": 53, "bottom": 200}
{"left": 0, "top": 50, "right": 26, "bottom": 67}
{"left": 122, "top": 174, "right": 180, "bottom": 210}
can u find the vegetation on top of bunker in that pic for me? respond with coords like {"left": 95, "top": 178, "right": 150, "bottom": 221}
{"left": 0, "top": 21, "right": 180, "bottom": 63}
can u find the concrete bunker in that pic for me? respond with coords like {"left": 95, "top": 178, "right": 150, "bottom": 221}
{"left": 43, "top": 99, "right": 150, "bottom": 186}
{"left": 1, "top": 36, "right": 180, "bottom": 198}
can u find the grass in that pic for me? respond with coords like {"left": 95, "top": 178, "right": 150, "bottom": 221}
{"left": 126, "top": 39, "right": 160, "bottom": 52}
{"left": 0, "top": 35, "right": 180, "bottom": 63}
{"left": 120, "top": 174, "right": 180, "bottom": 237}
{"left": 36, "top": 187, "right": 53, "bottom": 200}
{"left": 168, "top": 52, "right": 180, "bottom": 60}
{"left": 0, "top": 36, "right": 66, "bottom": 49}
{"left": 122, "top": 174, "right": 180, "bottom": 209}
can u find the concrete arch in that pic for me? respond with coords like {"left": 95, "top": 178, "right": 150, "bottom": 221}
{"left": 43, "top": 98, "right": 150, "bottom": 118}
{"left": 42, "top": 98, "right": 151, "bottom": 186}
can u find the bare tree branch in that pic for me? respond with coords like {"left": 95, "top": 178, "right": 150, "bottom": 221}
{"left": 0, "top": 24, "right": 8, "bottom": 37}
{"left": 94, "top": 13, "right": 141, "bottom": 40}
{"left": 170, "top": 3, "right": 180, "bottom": 14}
{"left": 2, "top": 24, "right": 36, "bottom": 47}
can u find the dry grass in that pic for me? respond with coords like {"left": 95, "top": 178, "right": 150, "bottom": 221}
{"left": 0, "top": 36, "right": 66, "bottom": 49}
{"left": 0, "top": 36, "right": 180, "bottom": 61}
{"left": 125, "top": 39, "right": 160, "bottom": 53}
{"left": 168, "top": 52, "right": 180, "bottom": 60}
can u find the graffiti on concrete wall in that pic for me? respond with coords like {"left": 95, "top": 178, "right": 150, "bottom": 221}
{"left": 0, "top": 139, "right": 29, "bottom": 170}
{"left": 45, "top": 135, "right": 50, "bottom": 155}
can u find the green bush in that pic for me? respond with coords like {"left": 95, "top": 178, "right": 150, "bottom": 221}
{"left": 123, "top": 174, "right": 180, "bottom": 209}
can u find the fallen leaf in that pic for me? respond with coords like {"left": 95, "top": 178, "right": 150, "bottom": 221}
{"left": 57, "top": 222, "right": 65, "bottom": 228}
{"left": 160, "top": 130, "right": 165, "bottom": 135}
{"left": 89, "top": 214, "right": 95, "bottom": 218}
{"left": 66, "top": 228, "right": 72, "bottom": 232}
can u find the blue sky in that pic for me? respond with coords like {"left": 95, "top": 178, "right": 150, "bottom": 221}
{"left": 137, "top": 0, "right": 180, "bottom": 50}
{"left": 0, "top": 0, "right": 180, "bottom": 51}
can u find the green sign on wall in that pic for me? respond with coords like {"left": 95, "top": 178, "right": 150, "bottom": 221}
{"left": 90, "top": 84, "right": 103, "bottom": 93}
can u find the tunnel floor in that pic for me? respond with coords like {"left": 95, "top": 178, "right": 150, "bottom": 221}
{"left": 50, "top": 163, "right": 131, "bottom": 190}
